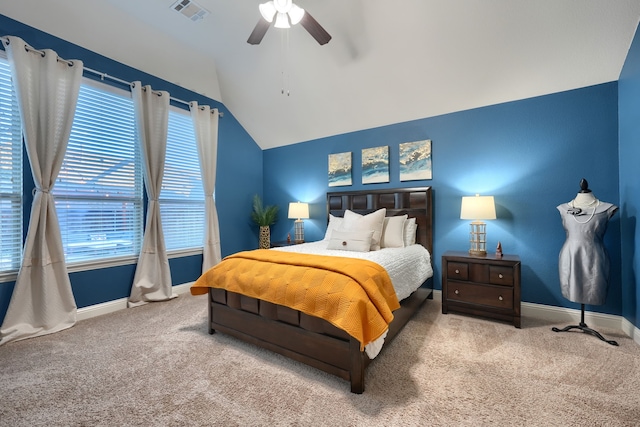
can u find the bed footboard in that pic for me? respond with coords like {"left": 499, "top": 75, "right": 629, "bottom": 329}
{"left": 207, "top": 279, "right": 432, "bottom": 393}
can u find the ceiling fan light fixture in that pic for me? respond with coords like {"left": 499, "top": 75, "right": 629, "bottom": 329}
{"left": 288, "top": 4, "right": 305, "bottom": 25}
{"left": 259, "top": 1, "right": 277, "bottom": 22}
{"left": 248, "top": 0, "right": 331, "bottom": 46}
{"left": 274, "top": 12, "right": 290, "bottom": 28}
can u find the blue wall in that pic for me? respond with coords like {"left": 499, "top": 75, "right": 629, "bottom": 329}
{"left": 264, "top": 83, "right": 622, "bottom": 317}
{"left": 0, "top": 15, "right": 263, "bottom": 320}
{"left": 619, "top": 23, "right": 640, "bottom": 328}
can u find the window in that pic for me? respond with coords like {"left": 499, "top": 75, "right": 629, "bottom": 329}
{"left": 160, "top": 107, "right": 204, "bottom": 252}
{"left": 0, "top": 55, "right": 22, "bottom": 274}
{"left": 54, "top": 79, "right": 143, "bottom": 265}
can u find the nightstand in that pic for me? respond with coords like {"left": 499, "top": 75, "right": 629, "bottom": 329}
{"left": 442, "top": 250, "right": 521, "bottom": 328}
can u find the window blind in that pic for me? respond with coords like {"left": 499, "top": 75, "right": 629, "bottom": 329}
{"left": 160, "top": 108, "right": 205, "bottom": 251}
{"left": 54, "top": 80, "right": 143, "bottom": 264}
{"left": 0, "top": 55, "right": 22, "bottom": 273}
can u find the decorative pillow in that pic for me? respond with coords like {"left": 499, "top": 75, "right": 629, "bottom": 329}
{"left": 380, "top": 214, "right": 408, "bottom": 248}
{"left": 323, "top": 214, "right": 344, "bottom": 240}
{"left": 326, "top": 229, "right": 374, "bottom": 252}
{"left": 341, "top": 208, "right": 386, "bottom": 250}
{"left": 404, "top": 217, "right": 417, "bottom": 246}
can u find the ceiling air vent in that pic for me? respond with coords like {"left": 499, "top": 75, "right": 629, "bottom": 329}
{"left": 171, "top": 0, "right": 210, "bottom": 22}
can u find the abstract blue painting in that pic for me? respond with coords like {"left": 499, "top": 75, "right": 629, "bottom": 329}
{"left": 362, "top": 146, "right": 389, "bottom": 184}
{"left": 399, "top": 139, "right": 432, "bottom": 181}
{"left": 328, "top": 152, "right": 352, "bottom": 187}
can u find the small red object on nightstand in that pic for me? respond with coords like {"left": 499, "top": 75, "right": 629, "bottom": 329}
{"left": 496, "top": 241, "right": 503, "bottom": 258}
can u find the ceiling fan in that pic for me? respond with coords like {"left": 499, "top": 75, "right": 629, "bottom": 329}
{"left": 247, "top": 0, "right": 332, "bottom": 46}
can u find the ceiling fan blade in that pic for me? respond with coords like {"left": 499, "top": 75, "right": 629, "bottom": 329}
{"left": 247, "top": 18, "right": 272, "bottom": 45}
{"left": 300, "top": 12, "right": 332, "bottom": 45}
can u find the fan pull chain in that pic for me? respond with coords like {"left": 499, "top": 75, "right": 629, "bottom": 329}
{"left": 280, "top": 29, "right": 290, "bottom": 96}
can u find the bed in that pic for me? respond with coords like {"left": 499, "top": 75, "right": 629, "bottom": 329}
{"left": 191, "top": 186, "right": 433, "bottom": 393}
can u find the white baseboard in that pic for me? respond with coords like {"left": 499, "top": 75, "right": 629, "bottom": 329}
{"left": 521, "top": 301, "right": 622, "bottom": 330}
{"left": 77, "top": 286, "right": 640, "bottom": 346}
{"left": 622, "top": 317, "right": 640, "bottom": 344}
{"left": 76, "top": 282, "right": 194, "bottom": 321}
{"left": 432, "top": 290, "right": 640, "bottom": 346}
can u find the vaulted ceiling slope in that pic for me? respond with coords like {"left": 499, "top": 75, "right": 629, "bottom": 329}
{"left": 1, "top": 1, "right": 639, "bottom": 150}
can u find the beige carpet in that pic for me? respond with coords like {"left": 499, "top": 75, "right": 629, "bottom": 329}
{"left": 1, "top": 293, "right": 639, "bottom": 426}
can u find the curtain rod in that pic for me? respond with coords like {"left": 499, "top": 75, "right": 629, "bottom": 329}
{"left": 84, "top": 67, "right": 223, "bottom": 117}
{"left": 1, "top": 36, "right": 223, "bottom": 117}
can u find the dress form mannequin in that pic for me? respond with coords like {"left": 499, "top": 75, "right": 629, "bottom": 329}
{"left": 553, "top": 178, "right": 619, "bottom": 345}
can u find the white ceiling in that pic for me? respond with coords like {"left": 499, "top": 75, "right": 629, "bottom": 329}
{"left": 1, "top": 0, "right": 639, "bottom": 149}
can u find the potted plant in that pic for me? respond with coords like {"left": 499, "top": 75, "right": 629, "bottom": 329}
{"left": 251, "top": 194, "right": 279, "bottom": 249}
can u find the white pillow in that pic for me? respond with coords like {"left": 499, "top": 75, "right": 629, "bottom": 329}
{"left": 326, "top": 229, "right": 374, "bottom": 252}
{"left": 404, "top": 217, "right": 417, "bottom": 246}
{"left": 381, "top": 214, "right": 408, "bottom": 248}
{"left": 323, "top": 214, "right": 344, "bottom": 240}
{"left": 341, "top": 208, "right": 386, "bottom": 250}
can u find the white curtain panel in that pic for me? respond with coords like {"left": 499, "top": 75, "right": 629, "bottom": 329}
{"left": 128, "top": 82, "right": 175, "bottom": 307}
{"left": 0, "top": 36, "right": 82, "bottom": 345}
{"left": 190, "top": 102, "right": 222, "bottom": 272}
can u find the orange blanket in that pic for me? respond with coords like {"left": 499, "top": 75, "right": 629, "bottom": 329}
{"left": 191, "top": 249, "right": 400, "bottom": 350}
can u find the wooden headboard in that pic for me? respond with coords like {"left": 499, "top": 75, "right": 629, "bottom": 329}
{"left": 326, "top": 187, "right": 433, "bottom": 256}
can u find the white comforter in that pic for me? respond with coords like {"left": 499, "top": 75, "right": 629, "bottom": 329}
{"left": 271, "top": 241, "right": 433, "bottom": 358}
{"left": 271, "top": 240, "right": 433, "bottom": 300}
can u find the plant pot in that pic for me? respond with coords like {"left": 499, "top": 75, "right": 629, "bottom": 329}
{"left": 259, "top": 226, "right": 271, "bottom": 249}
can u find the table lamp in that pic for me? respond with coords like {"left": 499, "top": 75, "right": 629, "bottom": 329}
{"left": 460, "top": 194, "right": 496, "bottom": 256}
{"left": 288, "top": 201, "right": 309, "bottom": 243}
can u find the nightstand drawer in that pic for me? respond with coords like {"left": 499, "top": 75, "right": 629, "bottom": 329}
{"left": 447, "top": 262, "right": 469, "bottom": 281}
{"left": 447, "top": 281, "right": 514, "bottom": 310}
{"left": 489, "top": 266, "right": 514, "bottom": 286}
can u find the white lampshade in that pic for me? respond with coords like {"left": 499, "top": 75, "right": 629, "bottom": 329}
{"left": 460, "top": 195, "right": 496, "bottom": 220}
{"left": 274, "top": 12, "right": 290, "bottom": 28}
{"left": 288, "top": 4, "right": 305, "bottom": 25}
{"left": 273, "top": 0, "right": 293, "bottom": 13}
{"left": 259, "top": 1, "right": 277, "bottom": 22}
{"left": 288, "top": 202, "right": 309, "bottom": 219}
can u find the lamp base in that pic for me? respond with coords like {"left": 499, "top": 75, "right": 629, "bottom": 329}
{"left": 294, "top": 219, "right": 305, "bottom": 244}
{"left": 468, "top": 249, "right": 487, "bottom": 257}
{"left": 468, "top": 221, "right": 487, "bottom": 257}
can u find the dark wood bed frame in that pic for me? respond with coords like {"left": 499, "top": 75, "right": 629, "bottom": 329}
{"left": 206, "top": 187, "right": 433, "bottom": 393}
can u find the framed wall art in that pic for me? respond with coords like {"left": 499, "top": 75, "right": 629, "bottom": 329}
{"left": 362, "top": 146, "right": 389, "bottom": 184}
{"left": 328, "top": 152, "right": 352, "bottom": 187}
{"left": 399, "top": 139, "right": 432, "bottom": 181}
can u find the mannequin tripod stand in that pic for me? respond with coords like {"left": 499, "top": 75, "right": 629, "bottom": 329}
{"left": 551, "top": 304, "right": 618, "bottom": 346}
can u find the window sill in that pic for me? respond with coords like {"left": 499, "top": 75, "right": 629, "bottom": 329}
{"left": 0, "top": 249, "right": 204, "bottom": 282}
{"left": 167, "top": 247, "right": 203, "bottom": 259}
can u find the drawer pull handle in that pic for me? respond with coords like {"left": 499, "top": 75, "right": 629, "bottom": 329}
{"left": 454, "top": 289, "right": 459, "bottom": 295}
{"left": 498, "top": 295, "right": 503, "bottom": 301}
{"left": 455, "top": 269, "right": 460, "bottom": 274}
{"left": 499, "top": 273, "right": 504, "bottom": 279}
